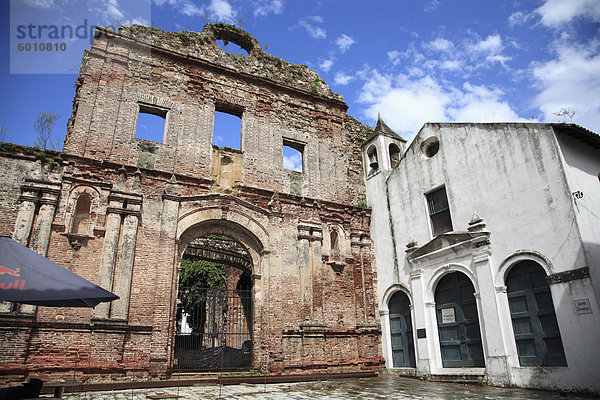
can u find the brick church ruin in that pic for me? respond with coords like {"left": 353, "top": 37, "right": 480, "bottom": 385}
{"left": 0, "top": 23, "right": 382, "bottom": 380}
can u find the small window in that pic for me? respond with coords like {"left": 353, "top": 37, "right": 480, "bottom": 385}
{"left": 71, "top": 194, "right": 91, "bottom": 235}
{"left": 426, "top": 186, "right": 453, "bottom": 236}
{"left": 213, "top": 109, "right": 242, "bottom": 150}
{"left": 389, "top": 143, "right": 401, "bottom": 169}
{"left": 420, "top": 136, "right": 439, "bottom": 159}
{"left": 135, "top": 104, "right": 167, "bottom": 143}
{"left": 283, "top": 138, "right": 304, "bottom": 172}
{"left": 367, "top": 145, "right": 379, "bottom": 173}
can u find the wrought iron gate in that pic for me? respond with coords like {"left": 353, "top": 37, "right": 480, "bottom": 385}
{"left": 174, "top": 287, "right": 252, "bottom": 371}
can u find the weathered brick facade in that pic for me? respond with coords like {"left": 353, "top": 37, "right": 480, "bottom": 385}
{"left": 0, "top": 23, "right": 381, "bottom": 381}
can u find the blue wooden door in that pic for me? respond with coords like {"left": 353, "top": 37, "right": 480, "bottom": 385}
{"left": 506, "top": 261, "right": 566, "bottom": 366}
{"left": 389, "top": 291, "right": 416, "bottom": 367}
{"left": 435, "top": 272, "right": 485, "bottom": 367}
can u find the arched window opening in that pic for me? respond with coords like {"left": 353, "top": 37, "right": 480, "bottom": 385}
{"left": 71, "top": 194, "right": 91, "bottom": 235}
{"left": 367, "top": 145, "right": 379, "bottom": 173}
{"left": 330, "top": 230, "right": 340, "bottom": 261}
{"left": 216, "top": 39, "right": 249, "bottom": 56}
{"left": 389, "top": 143, "right": 401, "bottom": 169}
{"left": 506, "top": 260, "right": 566, "bottom": 366}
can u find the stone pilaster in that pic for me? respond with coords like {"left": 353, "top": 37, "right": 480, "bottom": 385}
{"left": 111, "top": 212, "right": 140, "bottom": 320}
{"left": 93, "top": 210, "right": 122, "bottom": 319}
{"left": 150, "top": 188, "right": 180, "bottom": 375}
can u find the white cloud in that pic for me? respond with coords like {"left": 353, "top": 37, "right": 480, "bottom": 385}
{"left": 440, "top": 60, "right": 462, "bottom": 71}
{"left": 319, "top": 58, "right": 334, "bottom": 72}
{"left": 387, "top": 50, "right": 401, "bottom": 65}
{"left": 125, "top": 16, "right": 150, "bottom": 25}
{"left": 253, "top": 0, "right": 283, "bottom": 17}
{"left": 23, "top": 0, "right": 55, "bottom": 8}
{"left": 486, "top": 54, "right": 512, "bottom": 65}
{"left": 334, "top": 71, "right": 354, "bottom": 85}
{"left": 425, "top": 37, "right": 454, "bottom": 52}
{"left": 299, "top": 15, "right": 326, "bottom": 39}
{"left": 208, "top": 0, "right": 236, "bottom": 22}
{"left": 532, "top": 39, "right": 600, "bottom": 131}
{"left": 357, "top": 70, "right": 524, "bottom": 141}
{"left": 154, "top": 0, "right": 205, "bottom": 17}
{"left": 470, "top": 34, "right": 503, "bottom": 54}
{"left": 106, "top": 0, "right": 124, "bottom": 20}
{"left": 447, "top": 83, "right": 522, "bottom": 122}
{"left": 357, "top": 71, "right": 450, "bottom": 137}
{"left": 182, "top": 1, "right": 204, "bottom": 16}
{"left": 508, "top": 10, "right": 534, "bottom": 27}
{"left": 335, "top": 34, "right": 355, "bottom": 53}
{"left": 536, "top": 0, "right": 600, "bottom": 27}
{"left": 283, "top": 152, "right": 302, "bottom": 171}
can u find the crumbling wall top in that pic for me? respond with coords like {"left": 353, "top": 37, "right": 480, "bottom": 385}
{"left": 113, "top": 23, "right": 344, "bottom": 102}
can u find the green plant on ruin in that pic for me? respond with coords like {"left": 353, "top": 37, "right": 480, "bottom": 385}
{"left": 176, "top": 255, "right": 226, "bottom": 333}
{"left": 310, "top": 77, "right": 324, "bottom": 94}
{"left": 357, "top": 199, "right": 368, "bottom": 209}
{"left": 232, "top": 53, "right": 246, "bottom": 65}
{"left": 178, "top": 31, "right": 193, "bottom": 47}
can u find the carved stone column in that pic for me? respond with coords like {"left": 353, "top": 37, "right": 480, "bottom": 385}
{"left": 31, "top": 189, "right": 60, "bottom": 256}
{"left": 12, "top": 188, "right": 38, "bottom": 245}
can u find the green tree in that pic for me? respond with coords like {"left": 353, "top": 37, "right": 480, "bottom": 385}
{"left": 0, "top": 125, "right": 6, "bottom": 142}
{"left": 34, "top": 112, "right": 61, "bottom": 150}
{"left": 177, "top": 257, "right": 226, "bottom": 333}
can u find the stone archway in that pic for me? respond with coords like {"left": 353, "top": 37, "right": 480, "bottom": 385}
{"left": 174, "top": 217, "right": 265, "bottom": 372}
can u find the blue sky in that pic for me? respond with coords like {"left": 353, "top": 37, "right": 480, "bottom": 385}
{"left": 1, "top": 0, "right": 599, "bottom": 165}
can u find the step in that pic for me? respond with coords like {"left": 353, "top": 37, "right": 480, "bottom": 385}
{"left": 429, "top": 374, "right": 487, "bottom": 386}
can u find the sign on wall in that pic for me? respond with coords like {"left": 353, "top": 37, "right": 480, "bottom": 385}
{"left": 574, "top": 298, "right": 592, "bottom": 315}
{"left": 441, "top": 307, "right": 455, "bottom": 323}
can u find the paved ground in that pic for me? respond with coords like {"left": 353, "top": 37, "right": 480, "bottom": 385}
{"left": 63, "top": 376, "right": 598, "bottom": 400}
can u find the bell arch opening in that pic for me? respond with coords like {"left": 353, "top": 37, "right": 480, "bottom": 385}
{"left": 174, "top": 222, "right": 261, "bottom": 372}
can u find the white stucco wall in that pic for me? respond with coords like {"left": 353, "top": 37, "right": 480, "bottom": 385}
{"left": 368, "top": 122, "right": 600, "bottom": 394}
{"left": 555, "top": 129, "right": 600, "bottom": 305}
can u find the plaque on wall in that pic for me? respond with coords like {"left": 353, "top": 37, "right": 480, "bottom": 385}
{"left": 574, "top": 298, "right": 592, "bottom": 315}
{"left": 441, "top": 307, "right": 455, "bottom": 323}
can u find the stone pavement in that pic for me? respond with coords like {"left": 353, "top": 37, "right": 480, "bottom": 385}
{"left": 63, "top": 376, "right": 598, "bottom": 400}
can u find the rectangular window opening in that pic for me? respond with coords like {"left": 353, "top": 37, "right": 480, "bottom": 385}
{"left": 135, "top": 104, "right": 167, "bottom": 143}
{"left": 213, "top": 108, "right": 242, "bottom": 150}
{"left": 283, "top": 138, "right": 304, "bottom": 173}
{"left": 426, "top": 186, "right": 453, "bottom": 237}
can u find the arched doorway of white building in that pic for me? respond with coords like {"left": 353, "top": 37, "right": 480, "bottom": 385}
{"left": 506, "top": 260, "right": 566, "bottom": 367}
{"left": 435, "top": 272, "right": 485, "bottom": 367}
{"left": 388, "top": 291, "right": 416, "bottom": 367}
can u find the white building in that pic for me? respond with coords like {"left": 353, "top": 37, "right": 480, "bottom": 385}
{"left": 363, "top": 117, "right": 600, "bottom": 394}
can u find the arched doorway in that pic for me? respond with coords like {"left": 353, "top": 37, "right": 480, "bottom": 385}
{"left": 388, "top": 291, "right": 415, "bottom": 367}
{"left": 506, "top": 260, "right": 566, "bottom": 366}
{"left": 174, "top": 234, "right": 254, "bottom": 372}
{"left": 435, "top": 272, "right": 485, "bottom": 367}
